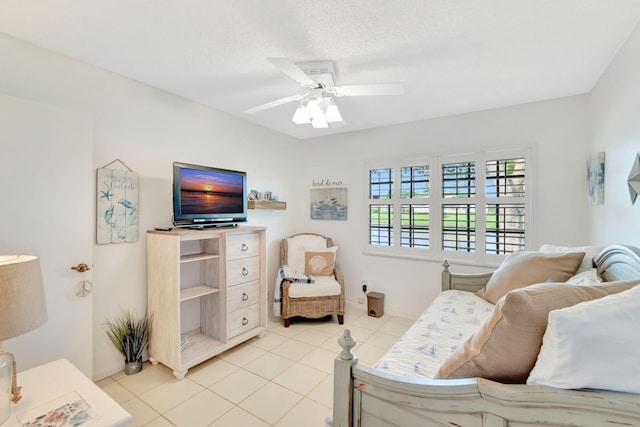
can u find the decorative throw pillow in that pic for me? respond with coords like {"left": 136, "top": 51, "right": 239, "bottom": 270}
{"left": 286, "top": 234, "right": 329, "bottom": 273}
{"left": 539, "top": 244, "right": 605, "bottom": 273}
{"left": 304, "top": 247, "right": 337, "bottom": 276}
{"left": 477, "top": 251, "right": 585, "bottom": 304}
{"left": 527, "top": 284, "right": 640, "bottom": 393}
{"left": 566, "top": 268, "right": 602, "bottom": 285}
{"left": 435, "top": 280, "right": 640, "bottom": 383}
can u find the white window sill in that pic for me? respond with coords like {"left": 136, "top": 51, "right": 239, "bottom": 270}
{"left": 362, "top": 249, "right": 501, "bottom": 269}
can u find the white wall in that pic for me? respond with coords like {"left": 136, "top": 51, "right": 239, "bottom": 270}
{"left": 293, "top": 96, "right": 592, "bottom": 319}
{"left": 588, "top": 22, "right": 640, "bottom": 245}
{"left": 0, "top": 34, "right": 302, "bottom": 380}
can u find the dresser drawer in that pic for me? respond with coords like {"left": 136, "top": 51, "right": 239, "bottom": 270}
{"left": 226, "top": 232, "right": 260, "bottom": 260}
{"left": 227, "top": 256, "right": 259, "bottom": 286}
{"left": 227, "top": 281, "right": 259, "bottom": 312}
{"left": 227, "top": 305, "right": 259, "bottom": 339}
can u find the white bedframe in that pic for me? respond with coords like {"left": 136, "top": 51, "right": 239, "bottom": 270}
{"left": 333, "top": 245, "right": 640, "bottom": 427}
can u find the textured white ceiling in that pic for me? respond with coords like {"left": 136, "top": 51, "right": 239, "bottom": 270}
{"left": 1, "top": 0, "right": 640, "bottom": 139}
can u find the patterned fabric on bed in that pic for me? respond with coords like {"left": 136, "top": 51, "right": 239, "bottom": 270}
{"left": 374, "top": 290, "right": 495, "bottom": 379}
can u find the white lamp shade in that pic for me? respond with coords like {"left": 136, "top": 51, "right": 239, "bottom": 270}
{"left": 0, "top": 255, "right": 47, "bottom": 341}
{"left": 311, "top": 115, "right": 329, "bottom": 128}
{"left": 324, "top": 102, "right": 344, "bottom": 123}
{"left": 292, "top": 104, "right": 311, "bottom": 124}
{"left": 305, "top": 99, "right": 324, "bottom": 120}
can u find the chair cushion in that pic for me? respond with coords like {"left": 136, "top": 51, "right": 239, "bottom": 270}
{"left": 286, "top": 234, "right": 328, "bottom": 273}
{"left": 288, "top": 276, "right": 342, "bottom": 298}
{"left": 304, "top": 247, "right": 337, "bottom": 276}
{"left": 476, "top": 251, "right": 585, "bottom": 304}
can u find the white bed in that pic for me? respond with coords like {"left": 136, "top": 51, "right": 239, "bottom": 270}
{"left": 332, "top": 244, "right": 640, "bottom": 427}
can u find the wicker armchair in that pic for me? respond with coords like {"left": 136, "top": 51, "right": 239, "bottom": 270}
{"left": 280, "top": 233, "right": 345, "bottom": 327}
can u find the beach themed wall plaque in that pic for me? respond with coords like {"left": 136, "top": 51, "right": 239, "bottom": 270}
{"left": 96, "top": 159, "right": 139, "bottom": 244}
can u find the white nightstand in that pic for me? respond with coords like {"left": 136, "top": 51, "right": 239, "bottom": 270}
{"left": 2, "top": 359, "right": 132, "bottom": 426}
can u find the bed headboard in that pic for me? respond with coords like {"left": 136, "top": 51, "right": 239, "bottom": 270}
{"left": 594, "top": 244, "right": 640, "bottom": 282}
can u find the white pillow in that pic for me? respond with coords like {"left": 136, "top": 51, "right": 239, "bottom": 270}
{"left": 527, "top": 284, "right": 640, "bottom": 393}
{"left": 539, "top": 244, "right": 605, "bottom": 273}
{"left": 286, "top": 234, "right": 329, "bottom": 273}
{"left": 566, "top": 268, "right": 602, "bottom": 285}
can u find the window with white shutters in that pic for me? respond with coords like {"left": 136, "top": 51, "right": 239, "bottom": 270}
{"left": 366, "top": 149, "right": 531, "bottom": 261}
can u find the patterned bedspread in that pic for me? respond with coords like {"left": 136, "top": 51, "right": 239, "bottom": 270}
{"left": 373, "top": 290, "right": 495, "bottom": 379}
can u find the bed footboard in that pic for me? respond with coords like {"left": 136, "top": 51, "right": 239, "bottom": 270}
{"left": 333, "top": 329, "right": 640, "bottom": 427}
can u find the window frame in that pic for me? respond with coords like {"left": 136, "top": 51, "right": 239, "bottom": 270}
{"left": 364, "top": 148, "right": 533, "bottom": 264}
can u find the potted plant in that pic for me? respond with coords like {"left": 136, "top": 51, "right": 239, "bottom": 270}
{"left": 104, "top": 310, "right": 152, "bottom": 375}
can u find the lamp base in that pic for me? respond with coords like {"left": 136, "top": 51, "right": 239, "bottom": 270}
{"left": 0, "top": 352, "right": 12, "bottom": 424}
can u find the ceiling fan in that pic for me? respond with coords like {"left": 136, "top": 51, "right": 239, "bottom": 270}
{"left": 245, "top": 58, "right": 404, "bottom": 128}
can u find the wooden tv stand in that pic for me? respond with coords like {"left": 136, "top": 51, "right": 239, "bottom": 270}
{"left": 146, "top": 226, "right": 267, "bottom": 379}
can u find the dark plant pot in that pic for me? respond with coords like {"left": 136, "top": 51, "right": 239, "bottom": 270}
{"left": 124, "top": 359, "right": 142, "bottom": 375}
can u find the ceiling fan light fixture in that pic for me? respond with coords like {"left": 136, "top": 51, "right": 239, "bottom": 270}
{"left": 292, "top": 103, "right": 311, "bottom": 124}
{"left": 248, "top": 57, "right": 404, "bottom": 131}
{"left": 305, "top": 99, "right": 324, "bottom": 120}
{"left": 324, "top": 99, "right": 343, "bottom": 123}
{"left": 311, "top": 115, "right": 329, "bottom": 129}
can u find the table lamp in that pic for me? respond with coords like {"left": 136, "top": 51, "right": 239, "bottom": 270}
{"left": 0, "top": 255, "right": 48, "bottom": 424}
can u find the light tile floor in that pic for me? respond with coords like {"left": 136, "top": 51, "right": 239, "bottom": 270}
{"left": 96, "top": 305, "right": 415, "bottom": 427}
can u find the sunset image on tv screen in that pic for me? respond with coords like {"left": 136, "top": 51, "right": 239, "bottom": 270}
{"left": 180, "top": 168, "right": 243, "bottom": 214}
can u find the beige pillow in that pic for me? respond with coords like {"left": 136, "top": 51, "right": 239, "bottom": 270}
{"left": 435, "top": 280, "right": 640, "bottom": 383}
{"left": 477, "top": 251, "right": 585, "bottom": 304}
{"left": 304, "top": 247, "right": 337, "bottom": 276}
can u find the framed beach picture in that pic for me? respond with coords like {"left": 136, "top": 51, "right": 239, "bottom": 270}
{"left": 310, "top": 187, "right": 348, "bottom": 220}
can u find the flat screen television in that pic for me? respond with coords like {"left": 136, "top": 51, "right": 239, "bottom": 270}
{"left": 173, "top": 161, "right": 247, "bottom": 228}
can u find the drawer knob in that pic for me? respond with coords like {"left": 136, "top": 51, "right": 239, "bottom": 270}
{"left": 242, "top": 267, "right": 249, "bottom": 276}
{"left": 241, "top": 243, "right": 249, "bottom": 252}
{"left": 242, "top": 317, "right": 249, "bottom": 325}
{"left": 242, "top": 292, "right": 249, "bottom": 301}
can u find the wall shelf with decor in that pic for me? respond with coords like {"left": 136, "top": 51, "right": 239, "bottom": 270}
{"left": 248, "top": 200, "right": 287, "bottom": 210}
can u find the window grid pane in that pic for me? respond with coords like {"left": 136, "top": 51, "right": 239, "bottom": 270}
{"left": 369, "top": 204, "right": 393, "bottom": 246}
{"left": 443, "top": 162, "right": 476, "bottom": 198}
{"left": 401, "top": 204, "right": 429, "bottom": 248}
{"left": 369, "top": 168, "right": 393, "bottom": 199}
{"left": 401, "top": 166, "right": 430, "bottom": 199}
{"left": 486, "top": 158, "right": 526, "bottom": 197}
{"left": 442, "top": 204, "right": 476, "bottom": 252}
{"left": 486, "top": 203, "right": 525, "bottom": 254}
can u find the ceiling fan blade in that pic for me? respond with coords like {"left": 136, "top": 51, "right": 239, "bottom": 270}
{"left": 244, "top": 93, "right": 304, "bottom": 114}
{"left": 332, "top": 83, "right": 404, "bottom": 97}
{"left": 267, "top": 57, "right": 316, "bottom": 87}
